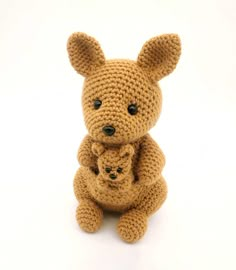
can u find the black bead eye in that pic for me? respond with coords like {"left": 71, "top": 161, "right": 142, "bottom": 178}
{"left": 94, "top": 99, "right": 102, "bottom": 110}
{"left": 117, "top": 167, "right": 123, "bottom": 173}
{"left": 105, "top": 167, "right": 111, "bottom": 173}
{"left": 128, "top": 104, "right": 138, "bottom": 115}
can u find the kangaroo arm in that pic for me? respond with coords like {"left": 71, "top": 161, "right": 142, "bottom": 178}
{"left": 77, "top": 135, "right": 97, "bottom": 168}
{"left": 136, "top": 134, "right": 165, "bottom": 185}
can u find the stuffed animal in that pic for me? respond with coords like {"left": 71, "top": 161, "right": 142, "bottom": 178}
{"left": 67, "top": 32, "right": 181, "bottom": 243}
{"left": 91, "top": 143, "right": 135, "bottom": 192}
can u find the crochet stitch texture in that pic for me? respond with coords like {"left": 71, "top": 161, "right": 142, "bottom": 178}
{"left": 67, "top": 32, "right": 181, "bottom": 243}
{"left": 92, "top": 143, "right": 135, "bottom": 192}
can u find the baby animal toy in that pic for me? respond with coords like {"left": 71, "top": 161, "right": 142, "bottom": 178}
{"left": 91, "top": 143, "right": 135, "bottom": 192}
{"left": 67, "top": 32, "right": 181, "bottom": 243}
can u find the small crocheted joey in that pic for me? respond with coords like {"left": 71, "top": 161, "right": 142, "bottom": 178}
{"left": 92, "top": 143, "right": 134, "bottom": 192}
{"left": 68, "top": 32, "right": 181, "bottom": 243}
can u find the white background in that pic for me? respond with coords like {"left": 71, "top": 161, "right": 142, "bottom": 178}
{"left": 0, "top": 0, "right": 235, "bottom": 269}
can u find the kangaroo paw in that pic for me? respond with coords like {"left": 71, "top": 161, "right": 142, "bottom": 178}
{"left": 76, "top": 199, "right": 103, "bottom": 233}
{"left": 117, "top": 209, "right": 147, "bottom": 243}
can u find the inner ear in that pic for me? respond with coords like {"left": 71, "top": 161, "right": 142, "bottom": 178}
{"left": 67, "top": 32, "right": 105, "bottom": 77}
{"left": 120, "top": 144, "right": 134, "bottom": 158}
{"left": 137, "top": 34, "right": 181, "bottom": 81}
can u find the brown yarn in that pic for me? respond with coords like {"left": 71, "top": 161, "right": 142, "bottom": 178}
{"left": 68, "top": 32, "right": 181, "bottom": 243}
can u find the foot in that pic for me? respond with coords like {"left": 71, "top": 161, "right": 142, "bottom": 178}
{"left": 117, "top": 209, "right": 147, "bottom": 243}
{"left": 76, "top": 199, "right": 103, "bottom": 233}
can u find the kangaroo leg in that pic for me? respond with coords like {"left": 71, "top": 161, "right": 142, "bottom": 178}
{"left": 74, "top": 167, "right": 103, "bottom": 232}
{"left": 76, "top": 199, "right": 103, "bottom": 232}
{"left": 135, "top": 177, "right": 167, "bottom": 216}
{"left": 117, "top": 177, "right": 167, "bottom": 243}
{"left": 117, "top": 209, "right": 147, "bottom": 243}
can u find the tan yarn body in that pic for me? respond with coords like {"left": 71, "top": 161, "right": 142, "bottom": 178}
{"left": 67, "top": 32, "right": 181, "bottom": 243}
{"left": 74, "top": 134, "right": 167, "bottom": 242}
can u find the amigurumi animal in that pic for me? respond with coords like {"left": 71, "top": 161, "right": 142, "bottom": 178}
{"left": 91, "top": 143, "right": 135, "bottom": 192}
{"left": 67, "top": 32, "right": 181, "bottom": 243}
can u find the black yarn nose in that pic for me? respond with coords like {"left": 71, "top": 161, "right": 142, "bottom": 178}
{"left": 102, "top": 126, "right": 115, "bottom": 136}
{"left": 109, "top": 174, "right": 117, "bottom": 180}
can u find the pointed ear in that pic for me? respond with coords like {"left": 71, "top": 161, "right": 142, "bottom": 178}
{"left": 120, "top": 144, "right": 134, "bottom": 158}
{"left": 92, "top": 142, "right": 105, "bottom": 157}
{"left": 137, "top": 34, "right": 181, "bottom": 81}
{"left": 67, "top": 32, "right": 105, "bottom": 77}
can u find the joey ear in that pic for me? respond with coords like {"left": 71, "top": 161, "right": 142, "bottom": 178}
{"left": 92, "top": 142, "right": 105, "bottom": 157}
{"left": 137, "top": 34, "right": 181, "bottom": 81}
{"left": 67, "top": 32, "right": 105, "bottom": 77}
{"left": 120, "top": 144, "right": 134, "bottom": 158}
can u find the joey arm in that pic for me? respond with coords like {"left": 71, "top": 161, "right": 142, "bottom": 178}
{"left": 136, "top": 134, "right": 165, "bottom": 185}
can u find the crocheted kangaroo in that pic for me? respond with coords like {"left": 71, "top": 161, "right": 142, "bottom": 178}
{"left": 91, "top": 143, "right": 135, "bottom": 192}
{"left": 67, "top": 32, "right": 181, "bottom": 243}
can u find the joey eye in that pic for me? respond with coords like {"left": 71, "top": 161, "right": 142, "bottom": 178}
{"left": 117, "top": 167, "right": 123, "bottom": 173}
{"left": 128, "top": 104, "right": 138, "bottom": 115}
{"left": 105, "top": 167, "right": 111, "bottom": 173}
{"left": 94, "top": 99, "right": 102, "bottom": 110}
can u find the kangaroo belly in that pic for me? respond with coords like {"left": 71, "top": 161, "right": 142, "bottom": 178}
{"left": 86, "top": 175, "right": 139, "bottom": 212}
{"left": 89, "top": 185, "right": 140, "bottom": 212}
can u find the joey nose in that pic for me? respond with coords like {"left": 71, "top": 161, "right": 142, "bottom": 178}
{"left": 109, "top": 174, "right": 117, "bottom": 180}
{"left": 102, "top": 126, "right": 115, "bottom": 136}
